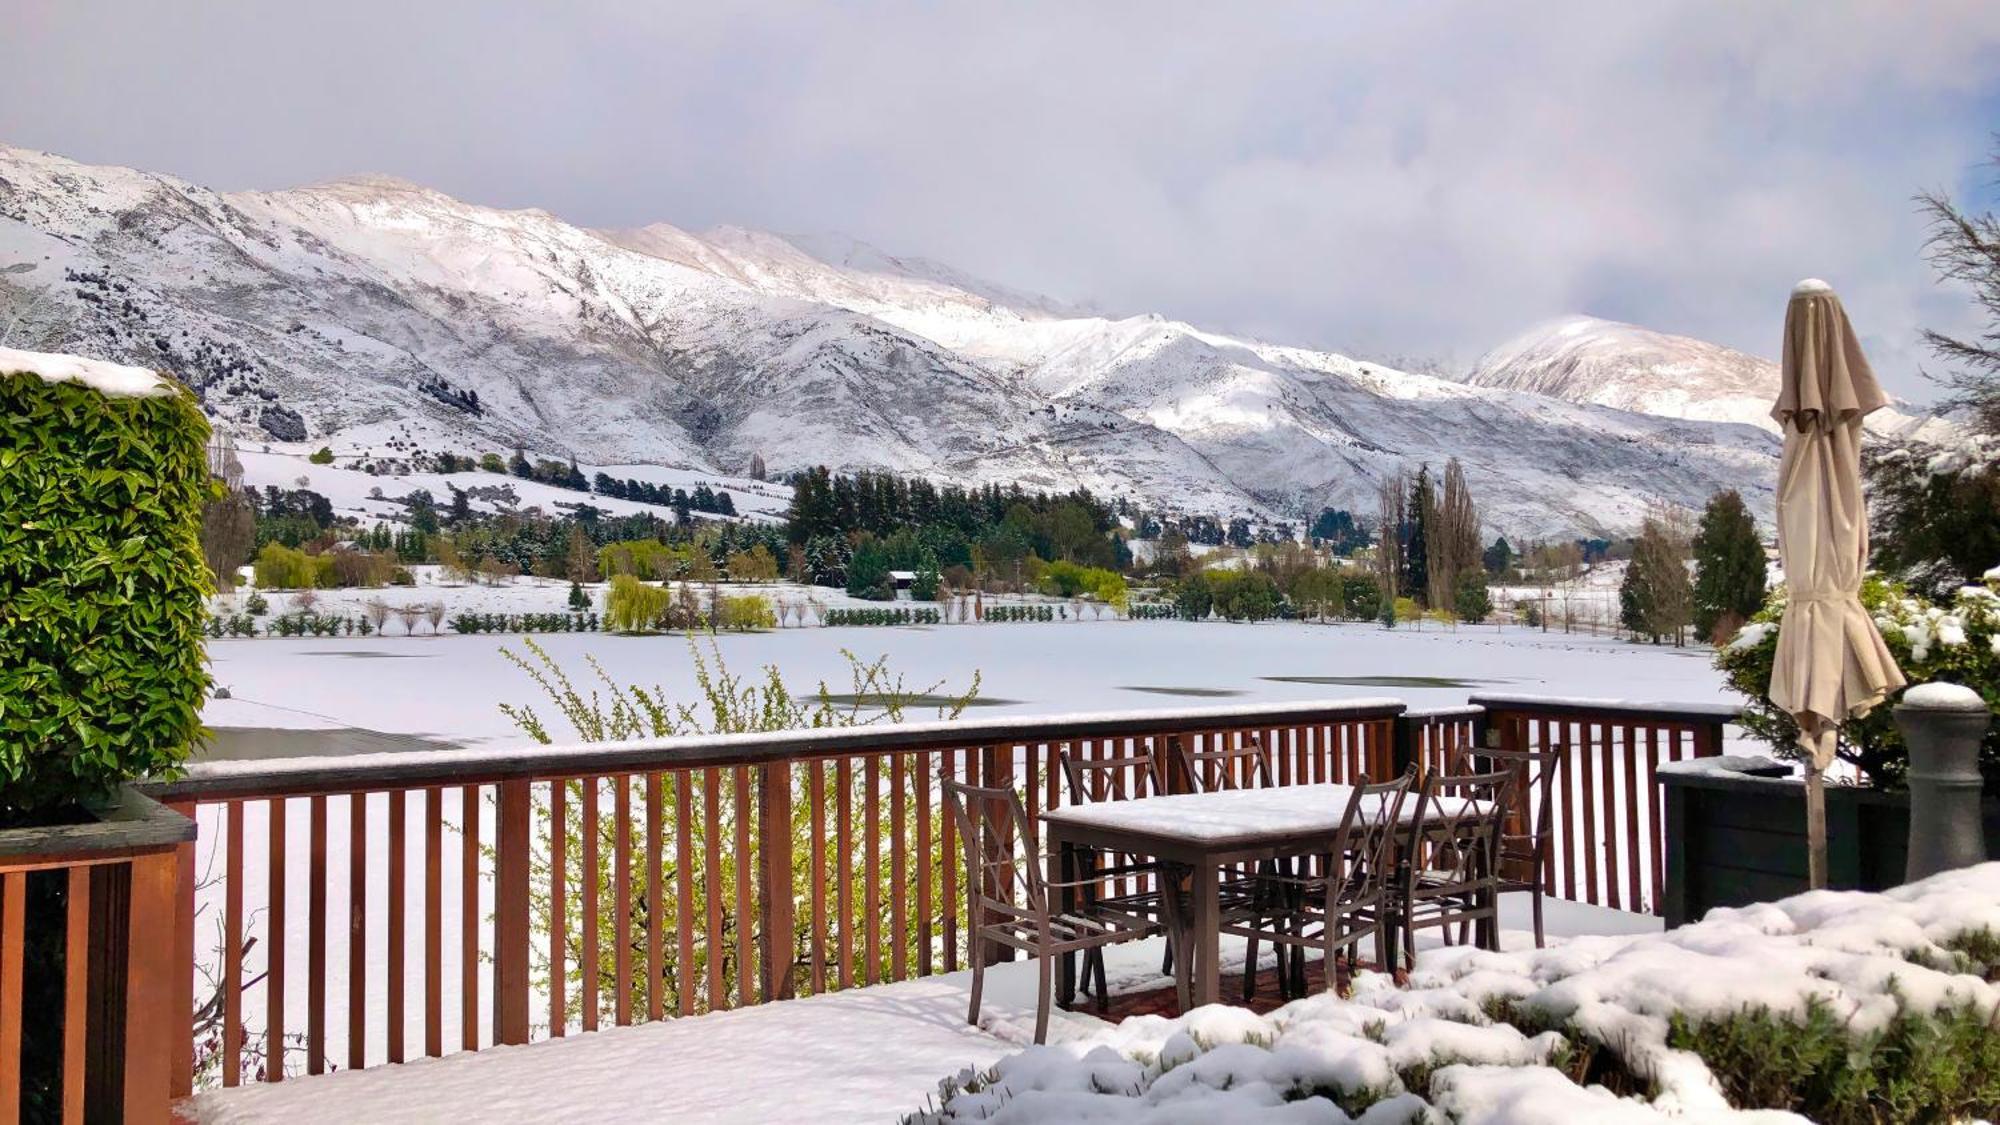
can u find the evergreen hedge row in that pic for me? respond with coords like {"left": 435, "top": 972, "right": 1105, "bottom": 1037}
{"left": 1, "top": 367, "right": 211, "bottom": 813}
{"left": 1127, "top": 603, "right": 1176, "bottom": 619}
{"left": 983, "top": 604, "right": 1056, "bottom": 623}
{"left": 823, "top": 606, "right": 941, "bottom": 626}
{"left": 451, "top": 612, "right": 599, "bottom": 635}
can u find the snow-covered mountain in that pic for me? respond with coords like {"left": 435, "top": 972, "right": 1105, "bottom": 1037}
{"left": 1465, "top": 316, "right": 1782, "bottom": 432}
{"left": 0, "top": 144, "right": 1780, "bottom": 538}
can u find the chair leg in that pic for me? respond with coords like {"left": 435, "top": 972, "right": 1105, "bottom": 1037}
{"left": 968, "top": 957, "right": 985, "bottom": 1028}
{"left": 1162, "top": 935, "right": 1174, "bottom": 976}
{"left": 1243, "top": 930, "right": 1261, "bottom": 1001}
{"left": 1035, "top": 950, "right": 1053, "bottom": 1045}
{"left": 1093, "top": 945, "right": 1110, "bottom": 1014}
{"left": 1532, "top": 886, "right": 1546, "bottom": 949}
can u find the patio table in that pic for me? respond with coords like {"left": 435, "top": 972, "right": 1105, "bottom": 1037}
{"left": 1041, "top": 784, "right": 1490, "bottom": 1008}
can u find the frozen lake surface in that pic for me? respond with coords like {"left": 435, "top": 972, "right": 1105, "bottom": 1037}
{"left": 201, "top": 619, "right": 1732, "bottom": 756}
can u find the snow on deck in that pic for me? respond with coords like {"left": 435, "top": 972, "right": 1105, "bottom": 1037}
{"left": 188, "top": 897, "right": 1653, "bottom": 1124}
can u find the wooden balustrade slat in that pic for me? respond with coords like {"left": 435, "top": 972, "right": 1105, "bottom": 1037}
{"left": 1582, "top": 723, "right": 1603, "bottom": 905}
{"left": 733, "top": 767, "right": 754, "bottom": 1007}
{"left": 1623, "top": 726, "right": 1642, "bottom": 911}
{"left": 423, "top": 790, "right": 442, "bottom": 1058}
{"left": 580, "top": 779, "right": 600, "bottom": 1032}
{"left": 940, "top": 749, "right": 957, "bottom": 974}
{"left": 646, "top": 773, "right": 663, "bottom": 1023}
{"left": 63, "top": 866, "right": 88, "bottom": 1122}
{"left": 916, "top": 749, "right": 932, "bottom": 977}
{"left": 703, "top": 767, "right": 724, "bottom": 1011}
{"left": 388, "top": 790, "right": 407, "bottom": 1061}
{"left": 835, "top": 758, "right": 853, "bottom": 991}
{"left": 863, "top": 756, "right": 881, "bottom": 987}
{"left": 460, "top": 785, "right": 479, "bottom": 1052}
{"left": 349, "top": 793, "right": 368, "bottom": 1071}
{"left": 808, "top": 761, "right": 826, "bottom": 995}
{"left": 223, "top": 800, "right": 243, "bottom": 1086}
{"left": 675, "top": 771, "right": 695, "bottom": 1017}
{"left": 1551, "top": 721, "right": 1576, "bottom": 903}
{"left": 891, "top": 751, "right": 907, "bottom": 982}
{"left": 548, "top": 783, "right": 565, "bottom": 1037}
{"left": 614, "top": 776, "right": 632, "bottom": 1026}
{"left": 1, "top": 871, "right": 24, "bottom": 1124}
{"left": 269, "top": 798, "right": 289, "bottom": 1079}
{"left": 307, "top": 795, "right": 327, "bottom": 1075}
{"left": 1647, "top": 727, "right": 1665, "bottom": 909}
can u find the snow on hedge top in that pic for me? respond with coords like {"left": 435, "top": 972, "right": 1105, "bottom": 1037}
{"left": 0, "top": 346, "right": 173, "bottom": 399}
{"left": 917, "top": 862, "right": 2000, "bottom": 1123}
{"left": 1900, "top": 682, "right": 1989, "bottom": 711}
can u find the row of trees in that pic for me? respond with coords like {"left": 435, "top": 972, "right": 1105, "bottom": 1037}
{"left": 1619, "top": 490, "right": 1766, "bottom": 645}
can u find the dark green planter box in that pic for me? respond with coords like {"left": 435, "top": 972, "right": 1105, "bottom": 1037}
{"left": 1660, "top": 766, "right": 2000, "bottom": 927}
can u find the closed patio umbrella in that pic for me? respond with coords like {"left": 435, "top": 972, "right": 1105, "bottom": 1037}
{"left": 1768, "top": 279, "right": 1906, "bottom": 888}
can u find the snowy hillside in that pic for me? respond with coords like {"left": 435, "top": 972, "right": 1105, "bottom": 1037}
{"left": 1464, "top": 314, "right": 1950, "bottom": 443}
{"left": 2, "top": 144, "right": 1783, "bottom": 537}
{"left": 1465, "top": 316, "right": 1782, "bottom": 431}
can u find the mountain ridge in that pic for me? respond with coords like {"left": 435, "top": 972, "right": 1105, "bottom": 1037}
{"left": 0, "top": 142, "right": 1782, "bottom": 538}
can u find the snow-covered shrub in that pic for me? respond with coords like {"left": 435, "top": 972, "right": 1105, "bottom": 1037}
{"left": 1715, "top": 572, "right": 1999, "bottom": 787}
{"left": 0, "top": 355, "right": 211, "bottom": 813}
{"left": 1866, "top": 433, "right": 2000, "bottom": 599}
{"left": 911, "top": 864, "right": 2000, "bottom": 1124}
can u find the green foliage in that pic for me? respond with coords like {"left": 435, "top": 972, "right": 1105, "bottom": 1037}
{"left": 846, "top": 538, "right": 895, "bottom": 600}
{"left": 824, "top": 606, "right": 942, "bottom": 626}
{"left": 1716, "top": 576, "right": 2000, "bottom": 787}
{"left": 307, "top": 446, "right": 334, "bottom": 465}
{"left": 568, "top": 580, "right": 590, "bottom": 612}
{"left": 451, "top": 612, "right": 596, "bottom": 635}
{"left": 251, "top": 541, "right": 327, "bottom": 590}
{"left": 1175, "top": 572, "right": 1213, "bottom": 620}
{"left": 910, "top": 557, "right": 942, "bottom": 601}
{"left": 1866, "top": 436, "right": 2000, "bottom": 599}
{"left": 499, "top": 637, "right": 979, "bottom": 1015}
{"left": 1032, "top": 559, "right": 1127, "bottom": 609}
{"left": 718, "top": 594, "right": 775, "bottom": 631}
{"left": 1666, "top": 995, "right": 2000, "bottom": 1123}
{"left": 605, "top": 574, "right": 671, "bottom": 634}
{"left": 0, "top": 369, "right": 211, "bottom": 813}
{"left": 1454, "top": 572, "right": 1491, "bottom": 623}
{"left": 244, "top": 590, "right": 269, "bottom": 616}
{"left": 1204, "top": 569, "right": 1282, "bottom": 621}
{"left": 1692, "top": 490, "right": 1766, "bottom": 641}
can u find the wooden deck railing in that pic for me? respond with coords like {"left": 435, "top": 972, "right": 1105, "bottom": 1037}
{"left": 133, "top": 693, "right": 1732, "bottom": 1095}
{"left": 0, "top": 789, "right": 194, "bottom": 1125}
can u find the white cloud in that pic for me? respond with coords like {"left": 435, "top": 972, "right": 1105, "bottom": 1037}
{"left": 2, "top": 0, "right": 1996, "bottom": 398}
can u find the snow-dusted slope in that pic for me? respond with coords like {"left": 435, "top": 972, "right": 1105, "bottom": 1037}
{"left": 1465, "top": 316, "right": 1782, "bottom": 431}
{"left": 1, "top": 144, "right": 1780, "bottom": 537}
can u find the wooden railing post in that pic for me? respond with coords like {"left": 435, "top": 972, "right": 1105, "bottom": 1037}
{"left": 977, "top": 744, "right": 1015, "bottom": 966}
{"left": 758, "top": 762, "right": 796, "bottom": 1001}
{"left": 1390, "top": 713, "right": 1416, "bottom": 777}
{"left": 493, "top": 780, "right": 532, "bottom": 1046}
{"left": 164, "top": 800, "right": 196, "bottom": 1101}
{"left": 124, "top": 849, "right": 179, "bottom": 1124}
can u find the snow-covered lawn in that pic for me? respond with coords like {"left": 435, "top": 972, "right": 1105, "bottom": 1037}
{"left": 200, "top": 611, "right": 1732, "bottom": 753}
{"left": 914, "top": 864, "right": 2000, "bottom": 1123}
{"left": 186, "top": 896, "right": 1656, "bottom": 1124}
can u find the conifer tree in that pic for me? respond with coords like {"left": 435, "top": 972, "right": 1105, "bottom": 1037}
{"left": 1691, "top": 490, "right": 1765, "bottom": 643}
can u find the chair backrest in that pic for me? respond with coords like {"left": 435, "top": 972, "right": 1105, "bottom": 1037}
{"left": 1447, "top": 744, "right": 1561, "bottom": 853}
{"left": 939, "top": 772, "right": 1044, "bottom": 915}
{"left": 1177, "top": 732, "right": 1276, "bottom": 793}
{"left": 1059, "top": 745, "right": 1159, "bottom": 805}
{"left": 1402, "top": 767, "right": 1516, "bottom": 895}
{"left": 1325, "top": 770, "right": 1415, "bottom": 907}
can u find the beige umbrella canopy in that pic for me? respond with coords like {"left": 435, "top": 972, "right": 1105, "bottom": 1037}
{"left": 1768, "top": 279, "right": 1906, "bottom": 885}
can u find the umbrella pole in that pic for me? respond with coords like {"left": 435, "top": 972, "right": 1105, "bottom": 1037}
{"left": 1805, "top": 763, "right": 1828, "bottom": 889}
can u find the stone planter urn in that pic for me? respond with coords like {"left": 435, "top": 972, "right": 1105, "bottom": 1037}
{"left": 1894, "top": 684, "right": 1993, "bottom": 882}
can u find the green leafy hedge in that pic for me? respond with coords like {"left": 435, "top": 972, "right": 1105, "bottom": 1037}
{"left": 0, "top": 367, "right": 212, "bottom": 814}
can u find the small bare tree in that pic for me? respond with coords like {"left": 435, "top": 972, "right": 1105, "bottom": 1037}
{"left": 395, "top": 604, "right": 424, "bottom": 636}
{"left": 424, "top": 601, "right": 447, "bottom": 635}
{"left": 363, "top": 598, "right": 391, "bottom": 635}
{"left": 289, "top": 588, "right": 318, "bottom": 614}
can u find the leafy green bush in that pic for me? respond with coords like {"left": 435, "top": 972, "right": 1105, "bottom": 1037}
{"left": 1716, "top": 573, "right": 1999, "bottom": 787}
{"left": 0, "top": 365, "right": 211, "bottom": 813}
{"left": 605, "top": 573, "right": 670, "bottom": 633}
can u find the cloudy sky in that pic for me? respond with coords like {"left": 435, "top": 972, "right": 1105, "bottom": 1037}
{"left": 5, "top": 2, "right": 1998, "bottom": 400}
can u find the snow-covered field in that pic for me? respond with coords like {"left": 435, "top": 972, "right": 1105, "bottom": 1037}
{"left": 200, "top": 609, "right": 1732, "bottom": 754}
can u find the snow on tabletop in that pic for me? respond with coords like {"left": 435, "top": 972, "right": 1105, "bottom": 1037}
{"left": 0, "top": 345, "right": 172, "bottom": 398}
{"left": 1040, "top": 784, "right": 1442, "bottom": 842}
{"left": 1900, "top": 682, "right": 1989, "bottom": 711}
{"left": 918, "top": 863, "right": 2000, "bottom": 1123}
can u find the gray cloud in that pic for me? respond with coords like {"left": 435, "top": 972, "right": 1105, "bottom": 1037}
{"left": 4, "top": 1, "right": 1997, "bottom": 399}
